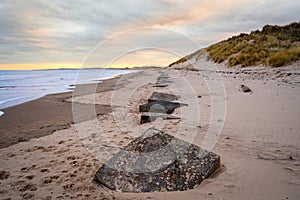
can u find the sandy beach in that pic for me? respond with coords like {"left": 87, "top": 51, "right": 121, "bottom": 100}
{"left": 0, "top": 54, "right": 300, "bottom": 199}
{"left": 1, "top": 0, "right": 299, "bottom": 199}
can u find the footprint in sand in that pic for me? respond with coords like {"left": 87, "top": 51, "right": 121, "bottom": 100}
{"left": 67, "top": 143, "right": 74, "bottom": 147}
{"left": 12, "top": 180, "right": 37, "bottom": 192}
{"left": 70, "top": 160, "right": 78, "bottom": 165}
{"left": 21, "top": 167, "right": 28, "bottom": 172}
{"left": 6, "top": 153, "right": 16, "bottom": 157}
{"left": 40, "top": 168, "right": 49, "bottom": 173}
{"left": 21, "top": 192, "right": 35, "bottom": 199}
{"left": 0, "top": 170, "right": 10, "bottom": 180}
{"left": 224, "top": 184, "right": 236, "bottom": 188}
{"left": 54, "top": 148, "right": 70, "bottom": 154}
{"left": 25, "top": 145, "right": 55, "bottom": 153}
{"left": 257, "top": 151, "right": 293, "bottom": 161}
{"left": 0, "top": 189, "right": 8, "bottom": 195}
{"left": 69, "top": 173, "right": 76, "bottom": 178}
{"left": 25, "top": 175, "right": 34, "bottom": 180}
{"left": 42, "top": 177, "right": 52, "bottom": 184}
{"left": 63, "top": 183, "right": 75, "bottom": 189}
{"left": 43, "top": 196, "right": 53, "bottom": 200}
{"left": 58, "top": 140, "right": 65, "bottom": 144}
{"left": 67, "top": 155, "right": 77, "bottom": 161}
{"left": 37, "top": 145, "right": 57, "bottom": 152}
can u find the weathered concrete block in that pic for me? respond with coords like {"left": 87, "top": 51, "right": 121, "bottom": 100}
{"left": 94, "top": 128, "right": 220, "bottom": 192}
{"left": 153, "top": 84, "right": 169, "bottom": 88}
{"left": 140, "top": 113, "right": 181, "bottom": 124}
{"left": 139, "top": 100, "right": 187, "bottom": 114}
{"left": 148, "top": 92, "right": 179, "bottom": 103}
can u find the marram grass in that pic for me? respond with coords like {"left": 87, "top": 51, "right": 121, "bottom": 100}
{"left": 206, "top": 22, "right": 300, "bottom": 67}
{"left": 169, "top": 22, "right": 300, "bottom": 68}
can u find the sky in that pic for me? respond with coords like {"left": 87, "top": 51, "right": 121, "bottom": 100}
{"left": 0, "top": 0, "right": 299, "bottom": 70}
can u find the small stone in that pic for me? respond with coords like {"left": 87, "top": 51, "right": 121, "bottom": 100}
{"left": 240, "top": 84, "right": 252, "bottom": 93}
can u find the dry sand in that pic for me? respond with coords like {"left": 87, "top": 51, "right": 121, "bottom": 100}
{"left": 0, "top": 56, "right": 300, "bottom": 199}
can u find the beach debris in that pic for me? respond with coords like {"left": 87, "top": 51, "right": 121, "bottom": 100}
{"left": 156, "top": 78, "right": 172, "bottom": 85}
{"left": 139, "top": 100, "right": 187, "bottom": 114}
{"left": 140, "top": 113, "right": 181, "bottom": 124}
{"left": 148, "top": 92, "right": 179, "bottom": 103}
{"left": 153, "top": 84, "right": 169, "bottom": 88}
{"left": 94, "top": 128, "right": 220, "bottom": 192}
{"left": 157, "top": 73, "right": 172, "bottom": 84}
{"left": 139, "top": 92, "right": 183, "bottom": 123}
{"left": 240, "top": 84, "right": 252, "bottom": 93}
{"left": 153, "top": 72, "right": 172, "bottom": 87}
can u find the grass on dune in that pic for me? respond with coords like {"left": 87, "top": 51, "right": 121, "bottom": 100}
{"left": 206, "top": 22, "right": 300, "bottom": 67}
{"left": 169, "top": 22, "right": 300, "bottom": 68}
{"left": 169, "top": 49, "right": 206, "bottom": 67}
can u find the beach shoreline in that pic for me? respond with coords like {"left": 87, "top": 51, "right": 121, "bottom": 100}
{"left": 0, "top": 73, "right": 134, "bottom": 149}
{"left": 0, "top": 59, "right": 299, "bottom": 199}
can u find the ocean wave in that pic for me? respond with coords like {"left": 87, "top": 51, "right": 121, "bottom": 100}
{"left": 0, "top": 95, "right": 37, "bottom": 105}
{"left": 0, "top": 74, "right": 45, "bottom": 81}
{"left": 0, "top": 69, "right": 134, "bottom": 109}
{"left": 0, "top": 86, "right": 17, "bottom": 89}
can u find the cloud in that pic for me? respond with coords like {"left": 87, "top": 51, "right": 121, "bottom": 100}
{"left": 0, "top": 0, "right": 299, "bottom": 68}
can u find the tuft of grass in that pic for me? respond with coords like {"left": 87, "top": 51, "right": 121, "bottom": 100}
{"left": 268, "top": 47, "right": 300, "bottom": 67}
{"left": 169, "top": 49, "right": 205, "bottom": 67}
{"left": 206, "top": 22, "right": 300, "bottom": 67}
{"left": 169, "top": 57, "right": 187, "bottom": 66}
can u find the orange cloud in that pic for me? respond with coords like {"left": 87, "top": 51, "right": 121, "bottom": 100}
{"left": 123, "top": 0, "right": 253, "bottom": 28}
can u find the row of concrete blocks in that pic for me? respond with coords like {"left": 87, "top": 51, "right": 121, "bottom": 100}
{"left": 139, "top": 92, "right": 187, "bottom": 124}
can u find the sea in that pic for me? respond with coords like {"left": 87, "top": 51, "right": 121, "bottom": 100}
{"left": 0, "top": 69, "right": 134, "bottom": 116}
